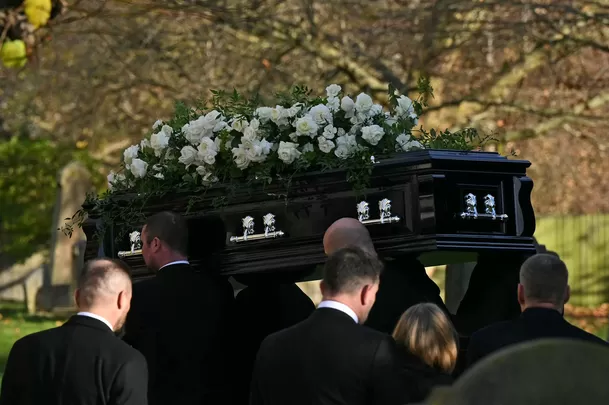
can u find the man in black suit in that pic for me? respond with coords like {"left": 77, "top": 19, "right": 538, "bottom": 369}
{"left": 466, "top": 253, "right": 608, "bottom": 367}
{"left": 323, "top": 217, "right": 450, "bottom": 335}
{"left": 250, "top": 246, "right": 404, "bottom": 405}
{"left": 0, "top": 258, "right": 147, "bottom": 405}
{"left": 123, "top": 211, "right": 234, "bottom": 405}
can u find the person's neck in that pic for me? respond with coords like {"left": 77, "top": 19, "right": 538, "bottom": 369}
{"left": 78, "top": 307, "right": 116, "bottom": 331}
{"left": 321, "top": 295, "right": 361, "bottom": 321}
{"left": 157, "top": 255, "right": 188, "bottom": 270}
{"left": 521, "top": 302, "right": 562, "bottom": 312}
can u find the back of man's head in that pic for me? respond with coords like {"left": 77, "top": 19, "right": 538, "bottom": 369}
{"left": 321, "top": 246, "right": 383, "bottom": 323}
{"left": 144, "top": 211, "right": 188, "bottom": 255}
{"left": 76, "top": 258, "right": 133, "bottom": 331}
{"left": 519, "top": 253, "right": 569, "bottom": 309}
{"left": 323, "top": 217, "right": 375, "bottom": 255}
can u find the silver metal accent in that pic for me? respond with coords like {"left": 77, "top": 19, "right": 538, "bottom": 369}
{"left": 229, "top": 214, "right": 285, "bottom": 243}
{"left": 357, "top": 198, "right": 401, "bottom": 225}
{"left": 356, "top": 201, "right": 370, "bottom": 222}
{"left": 461, "top": 193, "right": 478, "bottom": 219}
{"left": 118, "top": 230, "right": 143, "bottom": 258}
{"left": 460, "top": 193, "right": 508, "bottom": 221}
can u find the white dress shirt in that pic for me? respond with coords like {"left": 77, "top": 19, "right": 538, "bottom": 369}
{"left": 159, "top": 260, "right": 190, "bottom": 271}
{"left": 318, "top": 300, "right": 359, "bottom": 324}
{"left": 76, "top": 311, "right": 114, "bottom": 331}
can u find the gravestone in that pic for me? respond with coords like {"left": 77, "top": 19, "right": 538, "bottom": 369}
{"left": 422, "top": 339, "right": 609, "bottom": 405}
{"left": 38, "top": 161, "right": 93, "bottom": 312}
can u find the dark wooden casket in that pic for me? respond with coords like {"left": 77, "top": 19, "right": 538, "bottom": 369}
{"left": 82, "top": 149, "right": 536, "bottom": 278}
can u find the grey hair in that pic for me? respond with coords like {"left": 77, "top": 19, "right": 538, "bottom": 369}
{"left": 77, "top": 258, "right": 132, "bottom": 307}
{"left": 519, "top": 253, "right": 569, "bottom": 306}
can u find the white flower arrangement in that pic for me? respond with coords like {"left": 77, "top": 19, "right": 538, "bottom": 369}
{"left": 106, "top": 84, "right": 440, "bottom": 193}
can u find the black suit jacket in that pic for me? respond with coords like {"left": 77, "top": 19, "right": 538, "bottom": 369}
{"left": 123, "top": 263, "right": 235, "bottom": 405}
{"left": 365, "top": 257, "right": 451, "bottom": 335}
{"left": 0, "top": 315, "right": 147, "bottom": 405}
{"left": 250, "top": 307, "right": 403, "bottom": 405}
{"left": 396, "top": 349, "right": 453, "bottom": 403}
{"left": 467, "top": 307, "right": 609, "bottom": 367}
{"left": 234, "top": 283, "right": 315, "bottom": 405}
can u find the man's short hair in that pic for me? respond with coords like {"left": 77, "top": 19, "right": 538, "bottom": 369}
{"left": 519, "top": 253, "right": 569, "bottom": 306}
{"left": 78, "top": 258, "right": 132, "bottom": 307}
{"left": 322, "top": 246, "right": 383, "bottom": 295}
{"left": 144, "top": 211, "right": 188, "bottom": 256}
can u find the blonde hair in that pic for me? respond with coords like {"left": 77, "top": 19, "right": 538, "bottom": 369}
{"left": 392, "top": 303, "right": 459, "bottom": 373}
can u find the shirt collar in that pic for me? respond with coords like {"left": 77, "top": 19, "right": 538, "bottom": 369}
{"left": 159, "top": 260, "right": 190, "bottom": 271}
{"left": 318, "top": 300, "right": 359, "bottom": 324}
{"left": 76, "top": 312, "right": 114, "bottom": 331}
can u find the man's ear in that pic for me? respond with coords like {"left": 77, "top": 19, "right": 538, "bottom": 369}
{"left": 564, "top": 285, "right": 571, "bottom": 304}
{"left": 117, "top": 290, "right": 127, "bottom": 310}
{"left": 74, "top": 288, "right": 81, "bottom": 307}
{"left": 319, "top": 280, "right": 327, "bottom": 297}
{"left": 517, "top": 284, "right": 525, "bottom": 306}
{"left": 151, "top": 236, "right": 162, "bottom": 253}
{"left": 360, "top": 284, "right": 373, "bottom": 306}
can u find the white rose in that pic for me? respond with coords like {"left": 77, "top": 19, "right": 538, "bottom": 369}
{"left": 323, "top": 125, "right": 338, "bottom": 139}
{"left": 152, "top": 120, "right": 162, "bottom": 130}
{"left": 337, "top": 128, "right": 346, "bottom": 137}
{"left": 361, "top": 125, "right": 385, "bottom": 146}
{"left": 255, "top": 107, "right": 273, "bottom": 122}
{"left": 260, "top": 139, "right": 273, "bottom": 155}
{"left": 249, "top": 118, "right": 260, "bottom": 131}
{"left": 334, "top": 144, "right": 350, "bottom": 159}
{"left": 123, "top": 145, "right": 140, "bottom": 166}
{"left": 340, "top": 96, "right": 355, "bottom": 118}
{"left": 152, "top": 164, "right": 162, "bottom": 172}
{"left": 244, "top": 140, "right": 266, "bottom": 163}
{"left": 154, "top": 173, "right": 164, "bottom": 180}
{"left": 286, "top": 103, "right": 302, "bottom": 117}
{"left": 326, "top": 84, "right": 342, "bottom": 98}
{"left": 318, "top": 137, "right": 335, "bottom": 154}
{"left": 396, "top": 95, "right": 415, "bottom": 118}
{"left": 232, "top": 146, "right": 251, "bottom": 170}
{"left": 130, "top": 158, "right": 148, "bottom": 178}
{"left": 277, "top": 141, "right": 302, "bottom": 164}
{"left": 302, "top": 143, "right": 315, "bottom": 153}
{"left": 395, "top": 133, "right": 424, "bottom": 152}
{"left": 294, "top": 115, "right": 319, "bottom": 137}
{"left": 150, "top": 125, "right": 172, "bottom": 156}
{"left": 355, "top": 93, "right": 373, "bottom": 113}
{"left": 107, "top": 171, "right": 116, "bottom": 190}
{"left": 182, "top": 119, "right": 209, "bottom": 145}
{"left": 140, "top": 139, "right": 151, "bottom": 150}
{"left": 309, "top": 104, "right": 333, "bottom": 125}
{"left": 270, "top": 106, "right": 289, "bottom": 126}
{"left": 335, "top": 134, "right": 358, "bottom": 159}
{"left": 369, "top": 104, "right": 383, "bottom": 117}
{"left": 243, "top": 125, "right": 259, "bottom": 141}
{"left": 196, "top": 166, "right": 218, "bottom": 184}
{"left": 197, "top": 137, "right": 218, "bottom": 165}
{"left": 178, "top": 146, "right": 198, "bottom": 168}
{"left": 326, "top": 96, "right": 340, "bottom": 112}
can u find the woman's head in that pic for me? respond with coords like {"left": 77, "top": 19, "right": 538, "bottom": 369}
{"left": 392, "top": 303, "right": 459, "bottom": 373}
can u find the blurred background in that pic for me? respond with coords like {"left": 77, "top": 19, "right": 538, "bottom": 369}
{"left": 1, "top": 0, "right": 608, "bottom": 381}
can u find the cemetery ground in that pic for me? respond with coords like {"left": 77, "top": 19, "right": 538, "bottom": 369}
{"left": 0, "top": 301, "right": 66, "bottom": 383}
{"left": 0, "top": 300, "right": 607, "bottom": 385}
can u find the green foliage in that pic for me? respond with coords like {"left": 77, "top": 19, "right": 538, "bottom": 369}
{"left": 0, "top": 137, "right": 104, "bottom": 263}
{"left": 65, "top": 82, "right": 494, "bottom": 241}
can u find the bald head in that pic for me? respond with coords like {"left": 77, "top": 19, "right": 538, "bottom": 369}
{"left": 323, "top": 218, "right": 375, "bottom": 255}
{"left": 77, "top": 259, "right": 132, "bottom": 309}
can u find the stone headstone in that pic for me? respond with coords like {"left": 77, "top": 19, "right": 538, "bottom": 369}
{"left": 40, "top": 161, "right": 93, "bottom": 312}
{"left": 423, "top": 339, "right": 609, "bottom": 405}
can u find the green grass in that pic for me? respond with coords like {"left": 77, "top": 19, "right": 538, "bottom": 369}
{"left": 535, "top": 215, "right": 609, "bottom": 307}
{"left": 0, "top": 302, "right": 67, "bottom": 384}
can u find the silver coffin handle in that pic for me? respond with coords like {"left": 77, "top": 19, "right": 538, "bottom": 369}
{"left": 229, "top": 213, "right": 285, "bottom": 243}
{"left": 357, "top": 198, "right": 401, "bottom": 225}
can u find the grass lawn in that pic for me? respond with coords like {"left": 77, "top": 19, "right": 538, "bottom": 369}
{"left": 0, "top": 301, "right": 67, "bottom": 384}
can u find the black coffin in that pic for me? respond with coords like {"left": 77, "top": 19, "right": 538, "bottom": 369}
{"left": 82, "top": 150, "right": 536, "bottom": 277}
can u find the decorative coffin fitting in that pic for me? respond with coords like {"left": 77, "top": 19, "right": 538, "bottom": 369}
{"left": 82, "top": 150, "right": 537, "bottom": 278}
